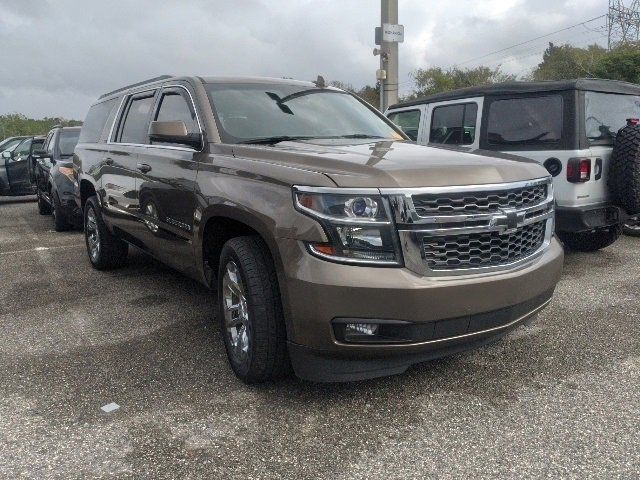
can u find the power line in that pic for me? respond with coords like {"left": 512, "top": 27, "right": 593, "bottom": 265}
{"left": 455, "top": 14, "right": 606, "bottom": 66}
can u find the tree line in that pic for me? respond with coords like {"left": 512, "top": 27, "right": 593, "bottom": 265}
{"left": 339, "top": 41, "right": 640, "bottom": 105}
{"left": 0, "top": 113, "right": 82, "bottom": 140}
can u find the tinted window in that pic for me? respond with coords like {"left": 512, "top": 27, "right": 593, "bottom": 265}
{"left": 487, "top": 96, "right": 562, "bottom": 146}
{"left": 0, "top": 138, "right": 23, "bottom": 153}
{"left": 155, "top": 91, "right": 197, "bottom": 134}
{"left": 45, "top": 132, "right": 55, "bottom": 154}
{"left": 388, "top": 110, "right": 421, "bottom": 141}
{"left": 119, "top": 94, "right": 155, "bottom": 144}
{"left": 206, "top": 83, "right": 402, "bottom": 143}
{"left": 59, "top": 130, "right": 81, "bottom": 156}
{"left": 585, "top": 91, "right": 640, "bottom": 145}
{"left": 14, "top": 139, "right": 32, "bottom": 157}
{"left": 429, "top": 103, "right": 477, "bottom": 145}
{"left": 79, "top": 98, "right": 118, "bottom": 143}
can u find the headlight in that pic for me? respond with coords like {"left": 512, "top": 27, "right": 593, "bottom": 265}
{"left": 293, "top": 187, "right": 402, "bottom": 265}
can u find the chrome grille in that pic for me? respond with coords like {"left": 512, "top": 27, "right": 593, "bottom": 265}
{"left": 422, "top": 220, "right": 546, "bottom": 270}
{"left": 385, "top": 177, "right": 554, "bottom": 276}
{"left": 412, "top": 183, "right": 547, "bottom": 216}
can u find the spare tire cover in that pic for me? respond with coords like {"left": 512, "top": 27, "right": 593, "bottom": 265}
{"left": 608, "top": 121, "right": 640, "bottom": 215}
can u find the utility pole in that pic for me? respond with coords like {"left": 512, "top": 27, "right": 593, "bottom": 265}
{"left": 374, "top": 0, "right": 403, "bottom": 111}
{"left": 607, "top": 0, "right": 640, "bottom": 49}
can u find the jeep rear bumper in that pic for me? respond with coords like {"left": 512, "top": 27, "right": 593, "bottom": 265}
{"left": 556, "top": 204, "right": 627, "bottom": 232}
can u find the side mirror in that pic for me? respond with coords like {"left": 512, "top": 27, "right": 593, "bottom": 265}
{"left": 32, "top": 149, "right": 49, "bottom": 160}
{"left": 1, "top": 151, "right": 11, "bottom": 160}
{"left": 149, "top": 121, "right": 202, "bottom": 149}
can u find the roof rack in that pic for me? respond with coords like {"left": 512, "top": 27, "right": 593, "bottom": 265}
{"left": 98, "top": 75, "right": 173, "bottom": 99}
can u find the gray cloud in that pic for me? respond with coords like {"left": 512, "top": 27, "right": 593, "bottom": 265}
{"left": 0, "top": 0, "right": 606, "bottom": 119}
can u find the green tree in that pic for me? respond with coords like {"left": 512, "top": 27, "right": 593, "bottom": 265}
{"left": 594, "top": 43, "right": 640, "bottom": 83}
{"left": 405, "top": 66, "right": 515, "bottom": 100}
{"left": 531, "top": 43, "right": 607, "bottom": 81}
{"left": 329, "top": 80, "right": 381, "bottom": 107}
{"left": 0, "top": 113, "right": 82, "bottom": 140}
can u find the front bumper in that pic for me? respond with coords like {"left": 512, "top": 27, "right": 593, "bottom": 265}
{"left": 556, "top": 204, "right": 626, "bottom": 232}
{"left": 278, "top": 237, "right": 564, "bottom": 382}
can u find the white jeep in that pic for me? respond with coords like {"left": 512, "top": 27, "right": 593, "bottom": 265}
{"left": 386, "top": 79, "right": 640, "bottom": 251}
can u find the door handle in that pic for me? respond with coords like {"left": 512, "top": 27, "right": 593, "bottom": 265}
{"left": 104, "top": 157, "right": 114, "bottom": 165}
{"left": 137, "top": 163, "right": 152, "bottom": 173}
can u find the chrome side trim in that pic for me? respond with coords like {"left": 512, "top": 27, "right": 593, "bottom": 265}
{"left": 106, "top": 83, "right": 205, "bottom": 153}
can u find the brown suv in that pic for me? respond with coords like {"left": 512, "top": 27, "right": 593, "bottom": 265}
{"left": 74, "top": 75, "right": 564, "bottom": 382}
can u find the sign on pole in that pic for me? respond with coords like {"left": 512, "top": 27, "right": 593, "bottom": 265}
{"left": 382, "top": 23, "right": 404, "bottom": 43}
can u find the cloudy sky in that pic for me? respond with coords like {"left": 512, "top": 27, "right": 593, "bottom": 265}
{"left": 0, "top": 0, "right": 606, "bottom": 119}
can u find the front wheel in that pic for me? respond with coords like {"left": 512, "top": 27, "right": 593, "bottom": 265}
{"left": 52, "top": 192, "right": 71, "bottom": 232}
{"left": 217, "top": 236, "right": 289, "bottom": 383}
{"left": 557, "top": 225, "right": 622, "bottom": 252}
{"left": 84, "top": 196, "right": 128, "bottom": 269}
{"left": 37, "top": 192, "right": 52, "bottom": 215}
{"left": 623, "top": 215, "right": 640, "bottom": 237}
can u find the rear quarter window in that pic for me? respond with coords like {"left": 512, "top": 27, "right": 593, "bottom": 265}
{"left": 79, "top": 98, "right": 119, "bottom": 144}
{"left": 487, "top": 96, "right": 563, "bottom": 148}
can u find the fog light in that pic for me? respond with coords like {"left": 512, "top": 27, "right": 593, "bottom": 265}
{"left": 345, "top": 323, "right": 379, "bottom": 336}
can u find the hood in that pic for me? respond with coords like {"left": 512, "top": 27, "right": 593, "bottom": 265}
{"left": 230, "top": 140, "right": 547, "bottom": 188}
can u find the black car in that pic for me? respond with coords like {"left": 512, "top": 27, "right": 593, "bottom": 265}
{"left": 0, "top": 136, "right": 45, "bottom": 196}
{"left": 32, "top": 126, "right": 82, "bottom": 230}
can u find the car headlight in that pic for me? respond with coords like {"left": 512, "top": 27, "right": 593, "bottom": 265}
{"left": 293, "top": 187, "right": 402, "bottom": 265}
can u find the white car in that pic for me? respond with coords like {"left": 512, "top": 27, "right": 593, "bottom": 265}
{"left": 386, "top": 79, "right": 640, "bottom": 251}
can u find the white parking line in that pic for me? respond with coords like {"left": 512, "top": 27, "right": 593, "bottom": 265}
{"left": 0, "top": 244, "right": 85, "bottom": 256}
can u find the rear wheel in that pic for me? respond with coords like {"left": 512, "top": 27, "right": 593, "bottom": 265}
{"left": 217, "top": 236, "right": 289, "bottom": 383}
{"left": 557, "top": 225, "right": 622, "bottom": 252}
{"left": 623, "top": 215, "right": 640, "bottom": 237}
{"left": 84, "top": 196, "right": 128, "bottom": 269}
{"left": 37, "top": 192, "right": 52, "bottom": 215}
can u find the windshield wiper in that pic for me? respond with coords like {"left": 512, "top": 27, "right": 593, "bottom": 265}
{"left": 337, "top": 134, "right": 384, "bottom": 139}
{"left": 237, "top": 135, "right": 315, "bottom": 145}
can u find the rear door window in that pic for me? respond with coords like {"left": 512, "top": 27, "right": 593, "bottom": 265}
{"left": 430, "top": 103, "right": 477, "bottom": 145}
{"left": 387, "top": 109, "right": 421, "bottom": 141}
{"left": 118, "top": 93, "right": 156, "bottom": 144}
{"left": 79, "top": 98, "right": 119, "bottom": 144}
{"left": 487, "top": 96, "right": 562, "bottom": 147}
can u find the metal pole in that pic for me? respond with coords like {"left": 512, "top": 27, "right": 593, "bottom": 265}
{"left": 381, "top": 0, "right": 399, "bottom": 111}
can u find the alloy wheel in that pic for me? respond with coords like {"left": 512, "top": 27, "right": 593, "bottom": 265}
{"left": 222, "top": 260, "right": 251, "bottom": 366}
{"left": 86, "top": 207, "right": 101, "bottom": 262}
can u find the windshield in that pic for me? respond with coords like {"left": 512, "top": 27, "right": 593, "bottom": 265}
{"left": 59, "top": 129, "right": 80, "bottom": 156}
{"left": 585, "top": 91, "right": 640, "bottom": 145}
{"left": 206, "top": 83, "right": 403, "bottom": 144}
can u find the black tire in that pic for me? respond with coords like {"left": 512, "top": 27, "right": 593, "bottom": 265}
{"left": 52, "top": 192, "right": 71, "bottom": 232}
{"left": 557, "top": 225, "right": 622, "bottom": 252}
{"left": 623, "top": 215, "right": 640, "bottom": 237}
{"left": 37, "top": 192, "right": 52, "bottom": 215}
{"left": 217, "top": 236, "right": 289, "bottom": 383}
{"left": 608, "top": 123, "right": 640, "bottom": 214}
{"left": 83, "top": 196, "right": 128, "bottom": 269}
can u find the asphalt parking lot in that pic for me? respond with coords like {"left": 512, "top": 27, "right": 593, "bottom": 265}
{"left": 0, "top": 195, "right": 638, "bottom": 479}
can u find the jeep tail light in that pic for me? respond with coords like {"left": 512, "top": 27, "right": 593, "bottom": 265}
{"left": 567, "top": 158, "right": 591, "bottom": 183}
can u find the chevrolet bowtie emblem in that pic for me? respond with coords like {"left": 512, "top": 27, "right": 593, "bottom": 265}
{"left": 491, "top": 208, "right": 525, "bottom": 233}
